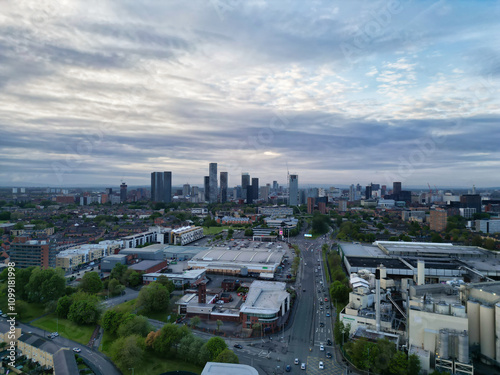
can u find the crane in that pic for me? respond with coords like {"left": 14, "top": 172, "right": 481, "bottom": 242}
{"left": 427, "top": 183, "right": 432, "bottom": 195}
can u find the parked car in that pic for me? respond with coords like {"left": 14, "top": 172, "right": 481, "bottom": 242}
{"left": 294, "top": 358, "right": 299, "bottom": 365}
{"left": 319, "top": 361, "right": 324, "bottom": 369}
{"left": 73, "top": 347, "right": 81, "bottom": 353}
{"left": 233, "top": 344, "right": 243, "bottom": 349}
{"left": 301, "top": 363, "right": 306, "bottom": 370}
{"left": 285, "top": 364, "right": 291, "bottom": 372}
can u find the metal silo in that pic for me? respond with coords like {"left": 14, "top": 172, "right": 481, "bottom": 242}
{"left": 451, "top": 304, "right": 466, "bottom": 318}
{"left": 439, "top": 329, "right": 449, "bottom": 359}
{"left": 480, "top": 304, "right": 495, "bottom": 359}
{"left": 467, "top": 300, "right": 480, "bottom": 345}
{"left": 458, "top": 330, "right": 469, "bottom": 363}
{"left": 435, "top": 301, "right": 450, "bottom": 315}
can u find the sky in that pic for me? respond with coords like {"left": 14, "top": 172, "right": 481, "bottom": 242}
{"left": 1, "top": 0, "right": 499, "bottom": 188}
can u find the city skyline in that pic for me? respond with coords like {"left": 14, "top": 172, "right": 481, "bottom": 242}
{"left": 1, "top": 1, "right": 499, "bottom": 187}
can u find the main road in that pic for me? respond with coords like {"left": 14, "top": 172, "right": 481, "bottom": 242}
{"left": 234, "top": 227, "right": 349, "bottom": 374}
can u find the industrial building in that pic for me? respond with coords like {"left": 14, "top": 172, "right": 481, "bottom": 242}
{"left": 188, "top": 246, "right": 284, "bottom": 276}
{"left": 142, "top": 269, "right": 206, "bottom": 286}
{"left": 338, "top": 241, "right": 500, "bottom": 374}
{"left": 128, "top": 259, "right": 169, "bottom": 274}
{"left": 119, "top": 244, "right": 166, "bottom": 260}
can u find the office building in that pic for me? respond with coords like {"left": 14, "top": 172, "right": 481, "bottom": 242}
{"left": 307, "top": 197, "right": 315, "bottom": 214}
{"left": 461, "top": 194, "right": 482, "bottom": 214}
{"left": 120, "top": 182, "right": 127, "bottom": 202}
{"left": 251, "top": 177, "right": 259, "bottom": 202}
{"left": 204, "top": 176, "right": 210, "bottom": 202}
{"left": 273, "top": 181, "right": 278, "bottom": 191}
{"left": 182, "top": 184, "right": 190, "bottom": 197}
{"left": 209, "top": 163, "right": 218, "bottom": 203}
{"left": 220, "top": 171, "right": 228, "bottom": 203}
{"left": 10, "top": 238, "right": 56, "bottom": 269}
{"left": 151, "top": 172, "right": 172, "bottom": 203}
{"left": 365, "top": 185, "right": 372, "bottom": 199}
{"left": 393, "top": 181, "right": 402, "bottom": 195}
{"left": 289, "top": 174, "right": 298, "bottom": 206}
{"left": 242, "top": 173, "right": 250, "bottom": 203}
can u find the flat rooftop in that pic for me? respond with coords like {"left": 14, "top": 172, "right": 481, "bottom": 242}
{"left": 340, "top": 242, "right": 388, "bottom": 258}
{"left": 129, "top": 260, "right": 166, "bottom": 271}
{"left": 192, "top": 248, "right": 283, "bottom": 264}
{"left": 347, "top": 257, "right": 411, "bottom": 270}
{"left": 375, "top": 241, "right": 488, "bottom": 257}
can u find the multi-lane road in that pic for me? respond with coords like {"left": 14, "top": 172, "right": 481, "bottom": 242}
{"left": 235, "top": 230, "right": 349, "bottom": 374}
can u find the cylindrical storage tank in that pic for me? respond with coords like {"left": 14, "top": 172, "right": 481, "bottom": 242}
{"left": 496, "top": 303, "right": 500, "bottom": 343}
{"left": 424, "top": 300, "right": 434, "bottom": 312}
{"left": 467, "top": 300, "right": 480, "bottom": 345}
{"left": 458, "top": 330, "right": 469, "bottom": 363}
{"left": 435, "top": 301, "right": 450, "bottom": 315}
{"left": 240, "top": 266, "right": 248, "bottom": 276}
{"left": 380, "top": 266, "right": 387, "bottom": 279}
{"left": 452, "top": 304, "right": 466, "bottom": 317}
{"left": 417, "top": 260, "right": 425, "bottom": 285}
{"left": 439, "top": 329, "right": 449, "bottom": 359}
{"left": 496, "top": 338, "right": 500, "bottom": 363}
{"left": 480, "top": 304, "right": 495, "bottom": 359}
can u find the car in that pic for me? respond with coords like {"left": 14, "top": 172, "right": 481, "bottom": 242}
{"left": 326, "top": 313, "right": 330, "bottom": 317}
{"left": 52, "top": 332, "right": 59, "bottom": 337}
{"left": 301, "top": 363, "right": 306, "bottom": 370}
{"left": 327, "top": 339, "right": 332, "bottom": 346}
{"left": 320, "top": 344, "right": 325, "bottom": 351}
{"left": 319, "top": 361, "right": 324, "bottom": 369}
{"left": 324, "top": 298, "right": 329, "bottom": 302}
{"left": 285, "top": 365, "right": 291, "bottom": 372}
{"left": 233, "top": 344, "right": 243, "bottom": 349}
{"left": 1, "top": 314, "right": 7, "bottom": 318}
{"left": 302, "top": 289, "right": 306, "bottom": 292}
{"left": 320, "top": 322, "right": 324, "bottom": 327}
{"left": 326, "top": 352, "right": 332, "bottom": 358}
{"left": 294, "top": 358, "right": 299, "bottom": 365}
{"left": 320, "top": 301, "right": 324, "bottom": 305}
{"left": 72, "top": 347, "right": 81, "bottom": 353}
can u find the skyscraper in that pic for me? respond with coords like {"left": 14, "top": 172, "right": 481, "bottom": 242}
{"left": 220, "top": 171, "right": 228, "bottom": 203}
{"left": 393, "top": 181, "right": 402, "bottom": 195}
{"left": 151, "top": 172, "right": 172, "bottom": 203}
{"left": 289, "top": 174, "right": 298, "bottom": 206}
{"left": 204, "top": 176, "right": 210, "bottom": 202}
{"left": 120, "top": 182, "right": 127, "bottom": 203}
{"left": 182, "top": 184, "right": 190, "bottom": 197}
{"left": 242, "top": 173, "right": 250, "bottom": 203}
{"left": 209, "top": 163, "right": 218, "bottom": 203}
{"left": 365, "top": 185, "right": 372, "bottom": 199}
{"left": 251, "top": 177, "right": 259, "bottom": 202}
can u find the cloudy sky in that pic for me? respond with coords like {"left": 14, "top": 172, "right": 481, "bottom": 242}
{"left": 1, "top": 0, "right": 499, "bottom": 188}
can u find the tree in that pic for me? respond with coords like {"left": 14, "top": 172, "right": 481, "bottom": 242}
{"left": 111, "top": 335, "right": 144, "bottom": 370}
{"left": 56, "top": 295, "right": 73, "bottom": 319}
{"left": 108, "top": 278, "right": 125, "bottom": 296}
{"left": 244, "top": 228, "right": 253, "bottom": 236}
{"left": 26, "top": 268, "right": 66, "bottom": 303}
{"left": 126, "top": 270, "right": 142, "bottom": 287}
{"left": 215, "top": 348, "right": 239, "bottom": 364}
{"left": 137, "top": 282, "right": 170, "bottom": 313}
{"left": 227, "top": 228, "right": 234, "bottom": 239}
{"left": 408, "top": 353, "right": 421, "bottom": 375}
{"left": 388, "top": 351, "right": 408, "bottom": 375}
{"left": 312, "top": 213, "right": 330, "bottom": 234}
{"left": 216, "top": 319, "right": 223, "bottom": 332}
{"left": 117, "top": 315, "right": 152, "bottom": 337}
{"left": 157, "top": 276, "right": 175, "bottom": 293}
{"left": 190, "top": 316, "right": 201, "bottom": 329}
{"left": 102, "top": 310, "right": 125, "bottom": 335}
{"left": 178, "top": 334, "right": 195, "bottom": 360}
{"left": 204, "top": 336, "right": 227, "bottom": 360}
{"left": 15, "top": 267, "right": 34, "bottom": 300}
{"left": 330, "top": 280, "right": 351, "bottom": 305}
{"left": 67, "top": 297, "right": 101, "bottom": 325}
{"left": 110, "top": 263, "right": 128, "bottom": 284}
{"left": 79, "top": 272, "right": 103, "bottom": 294}
{"left": 153, "top": 323, "right": 190, "bottom": 356}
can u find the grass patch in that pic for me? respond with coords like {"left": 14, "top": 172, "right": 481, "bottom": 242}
{"left": 0, "top": 295, "right": 46, "bottom": 323}
{"left": 113, "top": 299, "right": 137, "bottom": 314}
{"left": 31, "top": 314, "right": 95, "bottom": 345}
{"left": 100, "top": 333, "right": 202, "bottom": 375}
{"left": 202, "top": 226, "right": 231, "bottom": 235}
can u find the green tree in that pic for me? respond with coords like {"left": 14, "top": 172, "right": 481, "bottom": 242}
{"left": 215, "top": 348, "right": 239, "bottom": 363}
{"left": 244, "top": 228, "right": 253, "bottom": 236}
{"left": 153, "top": 323, "right": 190, "bottom": 356}
{"left": 227, "top": 228, "right": 234, "bottom": 239}
{"left": 79, "top": 272, "right": 103, "bottom": 294}
{"left": 137, "top": 282, "right": 170, "bottom": 313}
{"left": 178, "top": 334, "right": 195, "bottom": 360}
{"left": 157, "top": 276, "right": 175, "bottom": 293}
{"left": 117, "top": 315, "right": 152, "bottom": 337}
{"left": 110, "top": 263, "right": 128, "bottom": 284}
{"left": 312, "top": 213, "right": 330, "bottom": 234}
{"left": 67, "top": 297, "right": 101, "bottom": 324}
{"left": 125, "top": 269, "right": 142, "bottom": 287}
{"left": 388, "top": 351, "right": 408, "bottom": 375}
{"left": 330, "top": 280, "right": 351, "bottom": 305}
{"left": 56, "top": 295, "right": 73, "bottom": 319}
{"left": 216, "top": 319, "right": 223, "bottom": 332}
{"left": 26, "top": 268, "right": 66, "bottom": 303}
{"left": 190, "top": 316, "right": 201, "bottom": 329}
{"left": 15, "top": 267, "right": 35, "bottom": 300}
{"left": 108, "top": 278, "right": 125, "bottom": 296}
{"left": 101, "top": 309, "right": 124, "bottom": 335}
{"left": 204, "top": 336, "right": 227, "bottom": 360}
{"left": 111, "top": 335, "right": 144, "bottom": 370}
{"left": 408, "top": 353, "right": 421, "bottom": 375}
{"left": 431, "top": 233, "right": 443, "bottom": 243}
